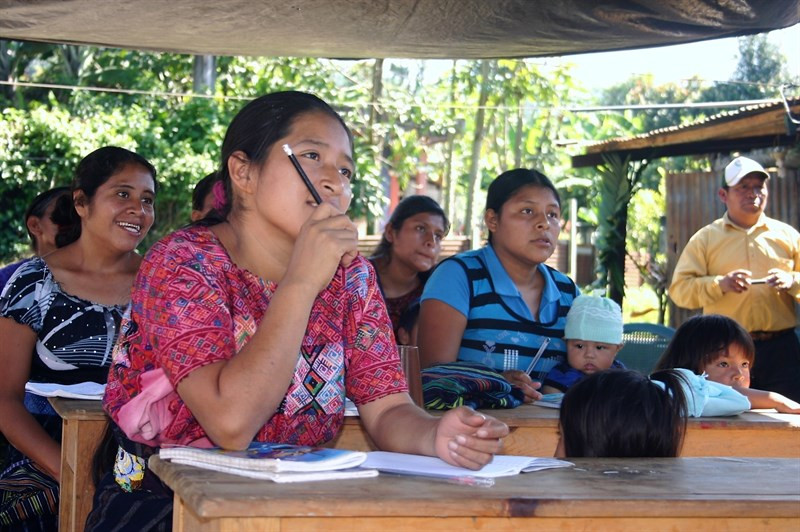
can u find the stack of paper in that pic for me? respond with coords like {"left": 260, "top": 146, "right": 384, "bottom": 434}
{"left": 344, "top": 397, "right": 359, "bottom": 416}
{"left": 25, "top": 381, "right": 105, "bottom": 400}
{"left": 159, "top": 442, "right": 378, "bottom": 483}
{"left": 533, "top": 392, "right": 563, "bottom": 409}
{"left": 363, "top": 451, "right": 572, "bottom": 479}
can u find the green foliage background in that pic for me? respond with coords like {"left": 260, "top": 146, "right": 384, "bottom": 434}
{"left": 0, "top": 34, "right": 795, "bottom": 322}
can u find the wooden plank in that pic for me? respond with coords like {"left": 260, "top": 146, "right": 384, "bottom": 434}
{"left": 176, "top": 515, "right": 800, "bottom": 531}
{"left": 357, "top": 235, "right": 470, "bottom": 259}
{"left": 49, "top": 398, "right": 108, "bottom": 532}
{"left": 148, "top": 456, "right": 800, "bottom": 524}
{"left": 329, "top": 406, "right": 800, "bottom": 458}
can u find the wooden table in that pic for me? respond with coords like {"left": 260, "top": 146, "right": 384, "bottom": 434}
{"left": 48, "top": 397, "right": 108, "bottom": 532}
{"left": 50, "top": 399, "right": 800, "bottom": 531}
{"left": 331, "top": 404, "right": 800, "bottom": 458}
{"left": 149, "top": 456, "right": 800, "bottom": 531}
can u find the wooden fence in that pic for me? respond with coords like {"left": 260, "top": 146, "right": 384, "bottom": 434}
{"left": 666, "top": 168, "right": 799, "bottom": 327}
{"left": 357, "top": 234, "right": 598, "bottom": 287}
{"left": 357, "top": 235, "right": 470, "bottom": 260}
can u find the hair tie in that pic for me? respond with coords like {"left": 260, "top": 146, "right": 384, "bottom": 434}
{"left": 212, "top": 180, "right": 227, "bottom": 211}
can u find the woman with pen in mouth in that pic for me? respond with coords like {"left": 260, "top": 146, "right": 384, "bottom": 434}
{"left": 418, "top": 169, "right": 580, "bottom": 403}
{"left": 88, "top": 91, "right": 508, "bottom": 530}
{"left": 0, "top": 146, "right": 157, "bottom": 530}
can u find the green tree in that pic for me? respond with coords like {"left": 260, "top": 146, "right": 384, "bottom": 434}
{"left": 701, "top": 34, "right": 794, "bottom": 103}
{"left": 592, "top": 154, "right": 648, "bottom": 305}
{"left": 625, "top": 178, "right": 668, "bottom": 323}
{"left": 0, "top": 42, "right": 581, "bottom": 263}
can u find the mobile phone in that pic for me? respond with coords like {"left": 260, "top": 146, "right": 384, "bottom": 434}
{"left": 750, "top": 278, "right": 767, "bottom": 285}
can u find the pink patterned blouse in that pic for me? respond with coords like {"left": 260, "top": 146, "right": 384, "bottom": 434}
{"left": 104, "top": 225, "right": 406, "bottom": 447}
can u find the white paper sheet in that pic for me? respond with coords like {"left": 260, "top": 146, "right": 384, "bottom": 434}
{"left": 25, "top": 381, "right": 105, "bottom": 400}
{"left": 363, "top": 451, "right": 572, "bottom": 479}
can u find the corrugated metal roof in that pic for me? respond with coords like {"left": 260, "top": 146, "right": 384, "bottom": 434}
{"left": 584, "top": 98, "right": 798, "bottom": 150}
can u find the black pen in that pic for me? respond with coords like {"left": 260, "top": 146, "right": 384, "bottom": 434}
{"left": 282, "top": 144, "right": 323, "bottom": 205}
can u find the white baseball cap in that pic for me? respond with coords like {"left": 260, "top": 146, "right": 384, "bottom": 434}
{"left": 724, "top": 156, "right": 770, "bottom": 187}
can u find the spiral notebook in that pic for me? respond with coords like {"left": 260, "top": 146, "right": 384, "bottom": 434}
{"left": 158, "top": 441, "right": 377, "bottom": 483}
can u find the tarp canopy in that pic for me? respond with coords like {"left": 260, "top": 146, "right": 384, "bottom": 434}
{"left": 1, "top": 0, "right": 798, "bottom": 59}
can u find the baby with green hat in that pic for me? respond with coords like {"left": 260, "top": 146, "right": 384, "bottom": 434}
{"left": 541, "top": 295, "right": 626, "bottom": 393}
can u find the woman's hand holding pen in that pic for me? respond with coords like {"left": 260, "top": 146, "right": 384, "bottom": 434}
{"left": 503, "top": 371, "right": 542, "bottom": 403}
{"left": 284, "top": 202, "right": 359, "bottom": 293}
{"left": 433, "top": 406, "right": 509, "bottom": 470}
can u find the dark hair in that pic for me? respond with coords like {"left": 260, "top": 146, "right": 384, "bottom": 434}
{"left": 559, "top": 369, "right": 688, "bottom": 458}
{"left": 371, "top": 195, "right": 450, "bottom": 260}
{"left": 24, "top": 186, "right": 70, "bottom": 251}
{"left": 215, "top": 91, "right": 353, "bottom": 220}
{"left": 192, "top": 171, "right": 219, "bottom": 211}
{"left": 397, "top": 299, "right": 421, "bottom": 336}
{"left": 655, "top": 314, "right": 755, "bottom": 374}
{"left": 52, "top": 146, "right": 157, "bottom": 248}
{"left": 485, "top": 168, "right": 561, "bottom": 243}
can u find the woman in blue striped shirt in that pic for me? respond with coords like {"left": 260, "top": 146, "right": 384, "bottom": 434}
{"left": 418, "top": 169, "right": 579, "bottom": 403}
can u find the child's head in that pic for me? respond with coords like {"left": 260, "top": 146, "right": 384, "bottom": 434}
{"left": 557, "top": 369, "right": 688, "bottom": 458}
{"left": 24, "top": 186, "right": 70, "bottom": 256}
{"left": 655, "top": 314, "right": 755, "bottom": 387}
{"left": 563, "top": 295, "right": 624, "bottom": 375}
{"left": 396, "top": 300, "right": 421, "bottom": 346}
{"left": 483, "top": 169, "right": 561, "bottom": 263}
{"left": 191, "top": 171, "right": 220, "bottom": 222}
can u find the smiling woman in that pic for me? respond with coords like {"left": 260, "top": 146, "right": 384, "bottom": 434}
{"left": 0, "top": 146, "right": 157, "bottom": 530}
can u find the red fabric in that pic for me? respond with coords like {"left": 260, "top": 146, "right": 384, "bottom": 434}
{"left": 384, "top": 283, "right": 423, "bottom": 336}
{"left": 105, "top": 225, "right": 406, "bottom": 447}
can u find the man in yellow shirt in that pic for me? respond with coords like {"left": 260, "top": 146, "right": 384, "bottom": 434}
{"left": 670, "top": 156, "right": 800, "bottom": 401}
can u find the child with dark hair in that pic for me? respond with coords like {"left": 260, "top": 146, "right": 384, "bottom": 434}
{"left": 191, "top": 171, "right": 220, "bottom": 222}
{"left": 0, "top": 186, "right": 70, "bottom": 291}
{"left": 557, "top": 365, "right": 750, "bottom": 458}
{"left": 369, "top": 195, "right": 449, "bottom": 339}
{"left": 655, "top": 314, "right": 800, "bottom": 413}
{"left": 557, "top": 369, "right": 689, "bottom": 457}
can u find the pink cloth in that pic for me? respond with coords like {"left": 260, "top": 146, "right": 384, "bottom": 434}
{"left": 115, "top": 368, "right": 212, "bottom": 447}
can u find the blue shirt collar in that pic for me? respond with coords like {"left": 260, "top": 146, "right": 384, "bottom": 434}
{"left": 481, "top": 244, "right": 560, "bottom": 307}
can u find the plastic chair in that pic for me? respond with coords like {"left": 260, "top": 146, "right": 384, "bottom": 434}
{"left": 616, "top": 323, "right": 676, "bottom": 375}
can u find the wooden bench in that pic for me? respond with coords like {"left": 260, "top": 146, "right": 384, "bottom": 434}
{"left": 150, "top": 456, "right": 800, "bottom": 531}
{"left": 357, "top": 234, "right": 470, "bottom": 260}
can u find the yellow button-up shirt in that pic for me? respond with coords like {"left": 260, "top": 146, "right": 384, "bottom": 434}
{"left": 669, "top": 212, "right": 800, "bottom": 332}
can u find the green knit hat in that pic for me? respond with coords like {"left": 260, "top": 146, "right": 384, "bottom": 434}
{"left": 564, "top": 295, "right": 623, "bottom": 344}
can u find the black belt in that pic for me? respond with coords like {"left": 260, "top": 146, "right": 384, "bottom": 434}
{"left": 750, "top": 328, "right": 794, "bottom": 342}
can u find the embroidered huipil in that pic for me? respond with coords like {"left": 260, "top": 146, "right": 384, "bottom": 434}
{"left": 104, "top": 225, "right": 406, "bottom": 447}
